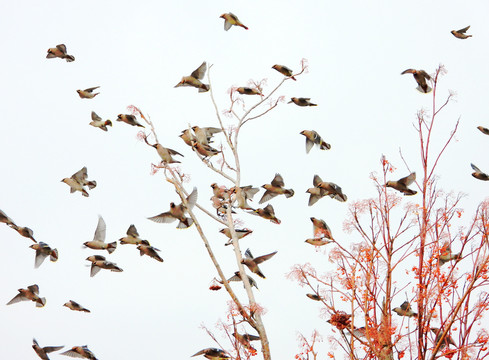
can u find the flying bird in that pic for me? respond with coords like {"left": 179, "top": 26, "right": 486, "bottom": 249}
{"left": 393, "top": 301, "right": 417, "bottom": 317}
{"left": 148, "top": 187, "right": 198, "bottom": 229}
{"left": 46, "top": 44, "right": 75, "bottom": 62}
{"left": 220, "top": 228, "right": 253, "bottom": 246}
{"left": 119, "top": 225, "right": 145, "bottom": 245}
{"left": 300, "top": 130, "right": 330, "bottom": 153}
{"left": 116, "top": 114, "right": 145, "bottom": 127}
{"left": 438, "top": 242, "right": 461, "bottom": 266}
{"left": 272, "top": 64, "right": 296, "bottom": 80}
{"left": 192, "top": 126, "right": 223, "bottom": 145}
{"left": 451, "top": 25, "right": 472, "bottom": 39}
{"left": 7, "top": 284, "right": 46, "bottom": 307}
{"left": 63, "top": 300, "right": 90, "bottom": 313}
{"left": 0, "top": 209, "right": 16, "bottom": 226}
{"left": 174, "top": 62, "right": 209, "bottom": 92}
{"left": 317, "top": 180, "right": 347, "bottom": 202}
{"left": 32, "top": 338, "right": 64, "bottom": 360}
{"left": 30, "top": 242, "right": 58, "bottom": 268}
{"left": 236, "top": 87, "right": 262, "bottom": 96}
{"left": 385, "top": 172, "right": 417, "bottom": 195}
{"left": 477, "top": 126, "right": 489, "bottom": 135}
{"left": 305, "top": 238, "right": 333, "bottom": 246}
{"left": 288, "top": 97, "right": 317, "bottom": 106}
{"left": 227, "top": 271, "right": 259, "bottom": 289}
{"left": 77, "top": 86, "right": 100, "bottom": 99}
{"left": 83, "top": 216, "right": 117, "bottom": 254}
{"left": 310, "top": 217, "right": 334, "bottom": 241}
{"left": 86, "top": 255, "right": 123, "bottom": 277}
{"left": 61, "top": 166, "right": 96, "bottom": 197}
{"left": 61, "top": 346, "right": 98, "bottom": 359}
{"left": 232, "top": 332, "right": 260, "bottom": 351}
{"left": 10, "top": 224, "right": 36, "bottom": 242}
{"left": 220, "top": 13, "right": 248, "bottom": 31}
{"left": 89, "top": 111, "right": 112, "bottom": 131}
{"left": 259, "top": 173, "right": 294, "bottom": 204}
{"left": 306, "top": 175, "right": 328, "bottom": 206}
{"left": 252, "top": 204, "right": 281, "bottom": 224}
{"left": 137, "top": 241, "right": 164, "bottom": 262}
{"left": 192, "top": 348, "right": 230, "bottom": 360}
{"left": 306, "top": 293, "right": 322, "bottom": 301}
{"left": 241, "top": 248, "right": 277, "bottom": 279}
{"left": 401, "top": 69, "right": 432, "bottom": 93}
{"left": 471, "top": 164, "right": 489, "bottom": 181}
{"left": 232, "top": 185, "right": 260, "bottom": 210}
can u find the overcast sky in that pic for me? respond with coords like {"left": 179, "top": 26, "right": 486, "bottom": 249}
{"left": 1, "top": 1, "right": 489, "bottom": 359}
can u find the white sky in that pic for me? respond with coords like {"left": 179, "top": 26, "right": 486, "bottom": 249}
{"left": 1, "top": 1, "right": 489, "bottom": 359}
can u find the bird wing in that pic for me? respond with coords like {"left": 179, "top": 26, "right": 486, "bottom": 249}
{"left": 185, "top": 187, "right": 198, "bottom": 210}
{"left": 263, "top": 204, "right": 275, "bottom": 216}
{"left": 244, "top": 248, "right": 253, "bottom": 259}
{"left": 313, "top": 175, "right": 323, "bottom": 187}
{"left": 400, "top": 301, "right": 410, "bottom": 311}
{"left": 418, "top": 70, "right": 431, "bottom": 80}
{"left": 61, "top": 349, "right": 85, "bottom": 358}
{"left": 401, "top": 69, "right": 416, "bottom": 75}
{"left": 43, "top": 346, "right": 64, "bottom": 354}
{"left": 28, "top": 284, "right": 40, "bottom": 294}
{"left": 190, "top": 62, "right": 207, "bottom": 80}
{"left": 7, "top": 293, "right": 27, "bottom": 305}
{"left": 90, "top": 264, "right": 102, "bottom": 277}
{"left": 471, "top": 163, "right": 482, "bottom": 173}
{"left": 253, "top": 251, "right": 278, "bottom": 264}
{"left": 167, "top": 148, "right": 184, "bottom": 157}
{"left": 399, "top": 172, "right": 416, "bottom": 186}
{"left": 93, "top": 216, "right": 106, "bottom": 242}
{"left": 34, "top": 250, "right": 49, "bottom": 268}
{"left": 33, "top": 338, "right": 40, "bottom": 347}
{"left": 56, "top": 44, "right": 67, "bottom": 54}
{"left": 458, "top": 25, "right": 470, "bottom": 33}
{"left": 126, "top": 224, "right": 139, "bottom": 237}
{"left": 242, "top": 186, "right": 259, "bottom": 199}
{"left": 147, "top": 212, "right": 176, "bottom": 223}
{"left": 84, "top": 86, "right": 100, "bottom": 92}
{"left": 71, "top": 167, "right": 88, "bottom": 183}
{"left": 271, "top": 174, "right": 284, "bottom": 187}
{"left": 305, "top": 138, "right": 314, "bottom": 153}
{"left": 223, "top": 19, "right": 232, "bottom": 31}
{"left": 259, "top": 190, "right": 278, "bottom": 204}
{"left": 91, "top": 111, "right": 102, "bottom": 121}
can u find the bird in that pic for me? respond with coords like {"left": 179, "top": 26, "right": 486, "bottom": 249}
{"left": 63, "top": 300, "right": 90, "bottom": 313}
{"left": 10, "top": 224, "right": 36, "bottom": 242}
{"left": 310, "top": 217, "right": 334, "bottom": 241}
{"left": 401, "top": 69, "right": 432, "bottom": 93}
{"left": 32, "top": 338, "right": 64, "bottom": 360}
{"left": 77, "top": 86, "right": 100, "bottom": 99}
{"left": 232, "top": 185, "right": 260, "bottom": 210}
{"left": 179, "top": 128, "right": 196, "bottom": 146}
{"left": 438, "top": 242, "right": 461, "bottom": 266}
{"left": 153, "top": 143, "right": 183, "bottom": 164}
{"left": 306, "top": 293, "right": 322, "bottom": 301}
{"left": 451, "top": 26, "right": 472, "bottom": 39}
{"left": 232, "top": 332, "right": 260, "bottom": 350}
{"left": 119, "top": 224, "right": 145, "bottom": 245}
{"left": 174, "top": 62, "right": 209, "bottom": 92}
{"left": 317, "top": 180, "right": 347, "bottom": 202}
{"left": 7, "top": 284, "right": 46, "bottom": 307}
{"left": 61, "top": 166, "right": 97, "bottom": 197}
{"left": 393, "top": 301, "right": 417, "bottom": 317}
{"left": 236, "top": 87, "right": 262, "bottom": 96}
{"left": 241, "top": 248, "right": 277, "bottom": 278}
{"left": 86, "top": 255, "right": 123, "bottom": 277}
{"left": 300, "top": 130, "right": 330, "bottom": 153}
{"left": 288, "top": 97, "right": 317, "bottom": 106}
{"left": 306, "top": 175, "right": 328, "bottom": 206}
{"left": 431, "top": 327, "right": 457, "bottom": 352}
{"left": 83, "top": 216, "right": 117, "bottom": 254}
{"left": 89, "top": 111, "right": 112, "bottom": 131}
{"left": 137, "top": 240, "right": 164, "bottom": 262}
{"left": 148, "top": 187, "right": 198, "bottom": 229}
{"left": 192, "top": 126, "right": 223, "bottom": 145}
{"left": 252, "top": 204, "right": 281, "bottom": 224}
{"left": 0, "top": 209, "right": 16, "bottom": 226}
{"left": 46, "top": 44, "right": 75, "bottom": 62}
{"left": 477, "top": 126, "right": 489, "bottom": 135}
{"left": 272, "top": 64, "right": 296, "bottom": 80}
{"left": 220, "top": 228, "right": 253, "bottom": 246}
{"left": 30, "top": 242, "right": 58, "bottom": 268}
{"left": 259, "top": 173, "right": 294, "bottom": 204}
{"left": 471, "top": 164, "right": 489, "bottom": 181}
{"left": 211, "top": 183, "right": 231, "bottom": 200}
{"left": 220, "top": 13, "right": 248, "bottom": 31}
{"left": 385, "top": 172, "right": 417, "bottom": 195}
{"left": 305, "top": 238, "right": 333, "bottom": 246}
{"left": 61, "top": 346, "right": 98, "bottom": 359}
{"left": 191, "top": 140, "right": 221, "bottom": 158}
{"left": 227, "top": 271, "right": 259, "bottom": 289}
{"left": 116, "top": 114, "right": 145, "bottom": 127}
{"left": 192, "top": 348, "right": 230, "bottom": 359}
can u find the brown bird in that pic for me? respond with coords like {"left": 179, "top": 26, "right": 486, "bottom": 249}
{"left": 236, "top": 87, "right": 262, "bottom": 96}
{"left": 46, "top": 44, "right": 75, "bottom": 62}
{"left": 220, "top": 12, "right": 248, "bottom": 31}
{"left": 300, "top": 130, "right": 330, "bottom": 153}
{"left": 259, "top": 173, "right": 294, "bottom": 204}
{"left": 220, "top": 228, "right": 253, "bottom": 246}
{"left": 438, "top": 241, "right": 461, "bottom": 266}
{"left": 30, "top": 242, "right": 58, "bottom": 268}
{"left": 288, "top": 97, "right": 317, "bottom": 107}
{"left": 0, "top": 209, "right": 16, "bottom": 226}
{"left": 119, "top": 224, "right": 145, "bottom": 245}
{"left": 192, "top": 126, "right": 222, "bottom": 145}
{"left": 148, "top": 187, "right": 198, "bottom": 229}
{"left": 272, "top": 64, "right": 296, "bottom": 80}
{"left": 89, "top": 111, "right": 112, "bottom": 131}
{"left": 227, "top": 271, "right": 259, "bottom": 289}
{"left": 116, "top": 114, "right": 145, "bottom": 127}
{"left": 477, "top": 126, "right": 489, "bottom": 135}
{"left": 241, "top": 248, "right": 277, "bottom": 279}
{"left": 154, "top": 143, "right": 183, "bottom": 164}
{"left": 252, "top": 204, "right": 281, "bottom": 224}
{"left": 175, "top": 62, "right": 209, "bottom": 92}
{"left": 137, "top": 240, "right": 164, "bottom": 262}
{"left": 431, "top": 327, "right": 457, "bottom": 353}
{"left": 32, "top": 338, "right": 64, "bottom": 360}
{"left": 191, "top": 140, "right": 221, "bottom": 158}
{"left": 7, "top": 284, "right": 46, "bottom": 307}
{"left": 179, "top": 128, "right": 196, "bottom": 146}
{"left": 63, "top": 300, "right": 90, "bottom": 313}
{"left": 192, "top": 348, "right": 230, "bottom": 360}
{"left": 61, "top": 346, "right": 97, "bottom": 359}
{"left": 310, "top": 217, "right": 334, "bottom": 241}
{"left": 77, "top": 86, "right": 100, "bottom": 99}
{"left": 386, "top": 172, "right": 417, "bottom": 195}
{"left": 210, "top": 196, "right": 235, "bottom": 217}
{"left": 306, "top": 293, "right": 322, "bottom": 301}
{"left": 61, "top": 166, "right": 97, "bottom": 197}
{"left": 451, "top": 26, "right": 472, "bottom": 39}
{"left": 393, "top": 301, "right": 417, "bottom": 317}
{"left": 86, "top": 255, "right": 123, "bottom": 277}
{"left": 10, "top": 224, "right": 36, "bottom": 242}
{"left": 401, "top": 69, "right": 432, "bottom": 93}
{"left": 471, "top": 164, "right": 489, "bottom": 181}
{"left": 317, "top": 181, "right": 347, "bottom": 202}
{"left": 232, "top": 332, "right": 260, "bottom": 351}
{"left": 231, "top": 185, "right": 260, "bottom": 210}
{"left": 306, "top": 175, "right": 328, "bottom": 206}
{"left": 305, "top": 238, "right": 333, "bottom": 246}
{"left": 83, "top": 216, "right": 117, "bottom": 254}
{"left": 211, "top": 183, "right": 231, "bottom": 200}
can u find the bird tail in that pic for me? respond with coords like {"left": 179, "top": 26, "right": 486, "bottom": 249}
{"left": 320, "top": 142, "right": 331, "bottom": 150}
{"left": 285, "top": 189, "right": 295, "bottom": 198}
{"left": 290, "top": 76, "right": 297, "bottom": 81}
{"left": 107, "top": 242, "right": 117, "bottom": 254}
{"left": 199, "top": 84, "right": 210, "bottom": 93}
{"left": 271, "top": 217, "right": 281, "bottom": 225}
{"left": 50, "top": 249, "right": 59, "bottom": 262}
{"left": 240, "top": 24, "right": 249, "bottom": 30}
{"left": 36, "top": 297, "right": 47, "bottom": 307}
{"left": 82, "top": 189, "right": 89, "bottom": 197}
{"left": 87, "top": 181, "right": 97, "bottom": 190}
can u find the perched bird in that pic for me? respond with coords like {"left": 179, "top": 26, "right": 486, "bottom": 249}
{"left": 192, "top": 126, "right": 223, "bottom": 145}
{"left": 252, "top": 204, "right": 281, "bottom": 224}
{"left": 61, "top": 346, "right": 97, "bottom": 359}
{"left": 89, "top": 111, "right": 112, "bottom": 131}
{"left": 241, "top": 248, "right": 277, "bottom": 279}
{"left": 351, "top": 327, "right": 367, "bottom": 339}
{"left": 77, "top": 86, "right": 100, "bottom": 99}
{"left": 477, "top": 126, "right": 489, "bottom": 135}
{"left": 306, "top": 293, "right": 322, "bottom": 301}
{"left": 231, "top": 185, "right": 259, "bottom": 210}
{"left": 179, "top": 128, "right": 195, "bottom": 146}
{"left": 30, "top": 242, "right": 58, "bottom": 268}
{"left": 220, "top": 228, "right": 253, "bottom": 246}
{"left": 393, "top": 301, "right": 417, "bottom": 317}
{"left": 119, "top": 224, "right": 145, "bottom": 245}
{"left": 10, "top": 224, "right": 36, "bottom": 242}
{"left": 137, "top": 240, "right": 164, "bottom": 262}
{"left": 471, "top": 164, "right": 489, "bottom": 181}
{"left": 174, "top": 62, "right": 209, "bottom": 92}
{"left": 191, "top": 140, "right": 221, "bottom": 158}
{"left": 288, "top": 97, "right": 317, "bottom": 107}
{"left": 211, "top": 183, "right": 231, "bottom": 200}
{"left": 148, "top": 187, "right": 198, "bottom": 229}
{"left": 192, "top": 348, "right": 230, "bottom": 360}
{"left": 220, "top": 12, "right": 248, "bottom": 31}
{"left": 310, "top": 217, "right": 334, "bottom": 241}
{"left": 32, "top": 338, "right": 64, "bottom": 360}
{"left": 211, "top": 196, "right": 235, "bottom": 217}
{"left": 272, "top": 64, "right": 296, "bottom": 80}
{"left": 227, "top": 271, "right": 259, "bottom": 289}
{"left": 401, "top": 69, "right": 432, "bottom": 93}
{"left": 7, "top": 284, "right": 46, "bottom": 307}
{"left": 86, "top": 255, "right": 123, "bottom": 277}
{"left": 306, "top": 175, "right": 328, "bottom": 206}
{"left": 46, "top": 44, "right": 75, "bottom": 62}
{"left": 0, "top": 209, "right": 16, "bottom": 226}
{"left": 153, "top": 143, "right": 183, "bottom": 164}
{"left": 300, "top": 130, "right": 330, "bottom": 154}
{"left": 63, "top": 300, "right": 90, "bottom": 313}
{"left": 236, "top": 87, "right": 262, "bottom": 96}
{"left": 305, "top": 238, "right": 333, "bottom": 246}
{"left": 232, "top": 332, "right": 260, "bottom": 351}
{"left": 451, "top": 25, "right": 472, "bottom": 39}
{"left": 438, "top": 242, "right": 461, "bottom": 266}
{"left": 61, "top": 166, "right": 97, "bottom": 197}
{"left": 317, "top": 180, "right": 347, "bottom": 202}
{"left": 259, "top": 173, "right": 294, "bottom": 204}
{"left": 84, "top": 216, "right": 117, "bottom": 254}
{"left": 385, "top": 172, "right": 417, "bottom": 195}
{"left": 117, "top": 114, "right": 145, "bottom": 127}
{"left": 431, "top": 327, "right": 457, "bottom": 352}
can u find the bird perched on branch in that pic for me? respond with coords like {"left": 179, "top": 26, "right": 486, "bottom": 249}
{"left": 77, "top": 86, "right": 100, "bottom": 99}
{"left": 191, "top": 140, "right": 221, "bottom": 158}
{"left": 231, "top": 185, "right": 260, "bottom": 210}
{"left": 86, "top": 255, "right": 123, "bottom": 277}
{"left": 137, "top": 240, "right": 164, "bottom": 262}
{"left": 32, "top": 338, "right": 63, "bottom": 360}
{"left": 401, "top": 69, "right": 432, "bottom": 93}
{"left": 61, "top": 346, "right": 98, "bottom": 359}
{"left": 252, "top": 204, "right": 281, "bottom": 224}
{"left": 259, "top": 173, "right": 294, "bottom": 204}
{"left": 61, "top": 166, "right": 97, "bottom": 197}
{"left": 175, "top": 62, "right": 209, "bottom": 92}
{"left": 30, "top": 242, "right": 58, "bottom": 268}
{"left": 451, "top": 25, "right": 472, "bottom": 39}
{"left": 89, "top": 111, "right": 112, "bottom": 131}
{"left": 236, "top": 87, "right": 262, "bottom": 96}
{"left": 220, "top": 13, "right": 248, "bottom": 31}
{"left": 233, "top": 332, "right": 260, "bottom": 351}
{"left": 7, "top": 284, "right": 46, "bottom": 307}
{"left": 63, "top": 300, "right": 90, "bottom": 313}
{"left": 192, "top": 126, "right": 222, "bottom": 145}
{"left": 272, "top": 64, "right": 296, "bottom": 80}
{"left": 431, "top": 327, "right": 457, "bottom": 353}
{"left": 288, "top": 97, "right": 317, "bottom": 107}
{"left": 300, "top": 130, "right": 330, "bottom": 153}
{"left": 393, "top": 301, "right": 417, "bottom": 317}
{"left": 192, "top": 348, "right": 230, "bottom": 360}
{"left": 117, "top": 114, "right": 145, "bottom": 127}
{"left": 46, "top": 44, "right": 75, "bottom": 62}
{"left": 148, "top": 187, "right": 198, "bottom": 229}
{"left": 471, "top": 164, "right": 489, "bottom": 181}
{"left": 241, "top": 248, "right": 277, "bottom": 279}
{"left": 84, "top": 216, "right": 117, "bottom": 254}
{"left": 385, "top": 172, "right": 417, "bottom": 195}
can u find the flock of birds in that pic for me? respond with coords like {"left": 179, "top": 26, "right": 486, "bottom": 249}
{"left": 1, "top": 15, "right": 482, "bottom": 360}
